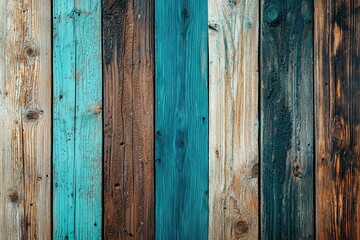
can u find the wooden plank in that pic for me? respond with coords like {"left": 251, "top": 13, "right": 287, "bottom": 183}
{"left": 315, "top": 0, "right": 360, "bottom": 239}
{"left": 74, "top": 0, "right": 102, "bottom": 238}
{"left": 155, "top": 0, "right": 209, "bottom": 239}
{"left": 103, "top": 0, "right": 154, "bottom": 239}
{"left": 208, "top": 0, "right": 259, "bottom": 239}
{"left": 0, "top": 0, "right": 51, "bottom": 239}
{"left": 53, "top": 0, "right": 76, "bottom": 237}
{"left": 260, "top": 0, "right": 314, "bottom": 239}
{"left": 53, "top": 0, "right": 102, "bottom": 238}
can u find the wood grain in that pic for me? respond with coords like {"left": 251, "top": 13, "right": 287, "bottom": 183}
{"left": 53, "top": 0, "right": 76, "bottom": 237}
{"left": 155, "top": 0, "right": 209, "bottom": 239}
{"left": 260, "top": 0, "right": 314, "bottom": 239}
{"left": 103, "top": 0, "right": 154, "bottom": 239}
{"left": 208, "top": 0, "right": 259, "bottom": 239}
{"left": 315, "top": 0, "right": 360, "bottom": 239}
{"left": 0, "top": 0, "right": 51, "bottom": 238}
{"left": 53, "top": 0, "right": 102, "bottom": 238}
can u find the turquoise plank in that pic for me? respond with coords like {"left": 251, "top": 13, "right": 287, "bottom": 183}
{"left": 53, "top": 0, "right": 102, "bottom": 238}
{"left": 74, "top": 0, "right": 102, "bottom": 238}
{"left": 155, "top": 0, "right": 209, "bottom": 239}
{"left": 53, "top": 0, "right": 76, "bottom": 238}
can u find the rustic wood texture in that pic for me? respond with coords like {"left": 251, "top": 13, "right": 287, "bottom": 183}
{"left": 53, "top": 0, "right": 76, "bottom": 237}
{"left": 53, "top": 0, "right": 102, "bottom": 238}
{"left": 103, "top": 0, "right": 154, "bottom": 239}
{"left": 260, "top": 0, "right": 314, "bottom": 239}
{"left": 208, "top": 0, "right": 259, "bottom": 239}
{"left": 155, "top": 0, "right": 209, "bottom": 239}
{"left": 0, "top": 0, "right": 51, "bottom": 239}
{"left": 315, "top": 0, "right": 360, "bottom": 239}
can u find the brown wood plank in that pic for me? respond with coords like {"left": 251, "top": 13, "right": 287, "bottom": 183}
{"left": 0, "top": 0, "right": 51, "bottom": 238}
{"left": 315, "top": 0, "right": 360, "bottom": 239}
{"left": 103, "top": 0, "right": 154, "bottom": 239}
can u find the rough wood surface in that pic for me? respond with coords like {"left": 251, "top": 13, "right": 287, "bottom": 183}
{"left": 53, "top": 0, "right": 102, "bottom": 238}
{"left": 315, "top": 0, "right": 360, "bottom": 239}
{"left": 260, "top": 0, "right": 314, "bottom": 239}
{"left": 0, "top": 0, "right": 51, "bottom": 239}
{"left": 208, "top": 0, "right": 259, "bottom": 239}
{"left": 155, "top": 0, "right": 209, "bottom": 239}
{"left": 103, "top": 0, "right": 154, "bottom": 239}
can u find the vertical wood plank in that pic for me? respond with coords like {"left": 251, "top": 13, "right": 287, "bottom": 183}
{"left": 103, "top": 0, "right": 154, "bottom": 239}
{"left": 315, "top": 0, "right": 360, "bottom": 239}
{"left": 155, "top": 0, "right": 209, "bottom": 239}
{"left": 53, "top": 0, "right": 102, "bottom": 238}
{"left": 53, "top": 0, "right": 76, "bottom": 237}
{"left": 0, "top": 0, "right": 51, "bottom": 239}
{"left": 208, "top": 0, "right": 259, "bottom": 239}
{"left": 74, "top": 0, "right": 102, "bottom": 238}
{"left": 260, "top": 0, "right": 314, "bottom": 239}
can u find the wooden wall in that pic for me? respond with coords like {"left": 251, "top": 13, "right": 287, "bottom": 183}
{"left": 0, "top": 0, "right": 359, "bottom": 239}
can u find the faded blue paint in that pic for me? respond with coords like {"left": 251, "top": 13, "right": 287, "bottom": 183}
{"left": 53, "top": 0, "right": 102, "bottom": 238}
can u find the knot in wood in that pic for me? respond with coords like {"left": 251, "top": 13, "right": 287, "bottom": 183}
{"left": 108, "top": 228, "right": 116, "bottom": 236}
{"left": 25, "top": 109, "right": 42, "bottom": 122}
{"left": 181, "top": 8, "right": 189, "bottom": 18}
{"left": 293, "top": 164, "right": 302, "bottom": 178}
{"left": 93, "top": 105, "right": 102, "bottom": 115}
{"left": 8, "top": 190, "right": 19, "bottom": 203}
{"left": 176, "top": 139, "right": 185, "bottom": 148}
{"left": 251, "top": 164, "right": 259, "bottom": 178}
{"left": 24, "top": 44, "right": 38, "bottom": 58}
{"left": 264, "top": 3, "right": 281, "bottom": 26}
{"left": 233, "top": 220, "right": 249, "bottom": 237}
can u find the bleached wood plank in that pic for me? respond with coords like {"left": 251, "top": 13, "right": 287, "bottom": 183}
{"left": 208, "top": 0, "right": 259, "bottom": 239}
{"left": 0, "top": 0, "right": 51, "bottom": 238}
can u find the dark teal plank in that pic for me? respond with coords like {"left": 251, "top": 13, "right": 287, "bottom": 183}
{"left": 155, "top": 1, "right": 209, "bottom": 239}
{"left": 260, "top": 0, "right": 314, "bottom": 239}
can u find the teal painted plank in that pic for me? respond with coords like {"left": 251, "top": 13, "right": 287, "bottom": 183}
{"left": 53, "top": 0, "right": 76, "bottom": 238}
{"left": 155, "top": 1, "right": 209, "bottom": 239}
{"left": 74, "top": 0, "right": 102, "bottom": 238}
{"left": 53, "top": 0, "right": 102, "bottom": 238}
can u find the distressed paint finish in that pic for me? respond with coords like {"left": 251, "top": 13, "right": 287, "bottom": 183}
{"left": 155, "top": 0, "right": 209, "bottom": 239}
{"left": 0, "top": 0, "right": 51, "bottom": 239}
{"left": 315, "top": 0, "right": 360, "bottom": 239}
{"left": 53, "top": 0, "right": 102, "bottom": 238}
{"left": 103, "top": 0, "right": 154, "bottom": 239}
{"left": 208, "top": 0, "right": 259, "bottom": 239}
{"left": 260, "top": 0, "right": 314, "bottom": 239}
